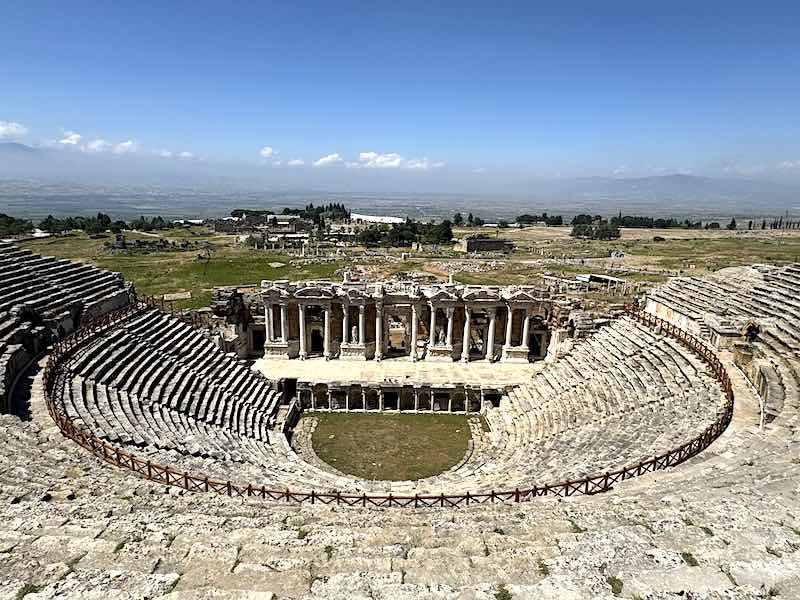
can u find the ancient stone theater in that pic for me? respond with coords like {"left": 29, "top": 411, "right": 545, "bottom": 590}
{"left": 2, "top": 239, "right": 800, "bottom": 598}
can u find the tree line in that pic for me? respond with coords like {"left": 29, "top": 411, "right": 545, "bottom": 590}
{"left": 0, "top": 212, "right": 174, "bottom": 237}
{"left": 357, "top": 219, "right": 454, "bottom": 247}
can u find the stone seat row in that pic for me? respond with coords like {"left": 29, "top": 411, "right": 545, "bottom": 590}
{"left": 0, "top": 242, "right": 134, "bottom": 411}
{"left": 68, "top": 311, "right": 280, "bottom": 441}
{"left": 0, "top": 247, "right": 129, "bottom": 322}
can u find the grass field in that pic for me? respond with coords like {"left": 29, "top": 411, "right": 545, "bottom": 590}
{"left": 309, "top": 412, "right": 471, "bottom": 481}
{"left": 19, "top": 229, "right": 344, "bottom": 308}
{"left": 17, "top": 225, "right": 800, "bottom": 310}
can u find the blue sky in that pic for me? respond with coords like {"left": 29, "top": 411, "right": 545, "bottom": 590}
{"left": 3, "top": 1, "right": 800, "bottom": 186}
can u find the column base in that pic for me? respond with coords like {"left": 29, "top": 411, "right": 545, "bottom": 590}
{"left": 340, "top": 342, "right": 375, "bottom": 360}
{"left": 426, "top": 344, "right": 455, "bottom": 361}
{"left": 501, "top": 346, "right": 530, "bottom": 363}
{"left": 263, "top": 340, "right": 299, "bottom": 359}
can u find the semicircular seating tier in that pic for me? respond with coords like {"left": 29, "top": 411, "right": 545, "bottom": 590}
{"left": 0, "top": 240, "right": 133, "bottom": 412}
{"left": 56, "top": 302, "right": 727, "bottom": 495}
{"left": 646, "top": 263, "right": 800, "bottom": 427}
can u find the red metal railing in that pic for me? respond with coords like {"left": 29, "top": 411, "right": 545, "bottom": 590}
{"left": 42, "top": 303, "right": 734, "bottom": 508}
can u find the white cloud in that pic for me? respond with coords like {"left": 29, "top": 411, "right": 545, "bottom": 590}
{"left": 612, "top": 165, "right": 630, "bottom": 176}
{"left": 156, "top": 149, "right": 173, "bottom": 158}
{"left": 272, "top": 160, "right": 283, "bottom": 167}
{"left": 178, "top": 151, "right": 194, "bottom": 159}
{"left": 346, "top": 151, "right": 445, "bottom": 170}
{"left": 473, "top": 167, "right": 487, "bottom": 174}
{"left": 287, "top": 158, "right": 305, "bottom": 167}
{"left": 259, "top": 146, "right": 275, "bottom": 159}
{"left": 0, "top": 121, "right": 27, "bottom": 140}
{"left": 112, "top": 139, "right": 139, "bottom": 154}
{"left": 313, "top": 152, "right": 343, "bottom": 167}
{"left": 722, "top": 163, "right": 763, "bottom": 176}
{"left": 58, "top": 130, "right": 82, "bottom": 145}
{"left": 85, "top": 139, "right": 111, "bottom": 153}
{"left": 778, "top": 160, "right": 800, "bottom": 170}
{"left": 356, "top": 151, "right": 404, "bottom": 169}
{"left": 405, "top": 158, "right": 445, "bottom": 171}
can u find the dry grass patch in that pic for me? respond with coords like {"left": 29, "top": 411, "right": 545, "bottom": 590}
{"left": 309, "top": 412, "right": 471, "bottom": 481}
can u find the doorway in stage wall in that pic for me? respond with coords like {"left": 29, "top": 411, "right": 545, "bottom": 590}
{"left": 386, "top": 313, "right": 411, "bottom": 358}
{"left": 251, "top": 328, "right": 265, "bottom": 355}
{"left": 468, "top": 314, "right": 489, "bottom": 359}
{"left": 310, "top": 328, "right": 324, "bottom": 355}
{"left": 528, "top": 320, "right": 549, "bottom": 361}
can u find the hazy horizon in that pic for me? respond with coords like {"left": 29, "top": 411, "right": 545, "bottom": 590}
{"left": 3, "top": 2, "right": 800, "bottom": 195}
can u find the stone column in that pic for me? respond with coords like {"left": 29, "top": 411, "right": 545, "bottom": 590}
{"left": 486, "top": 307, "right": 497, "bottom": 361}
{"left": 446, "top": 307, "right": 454, "bottom": 346}
{"left": 298, "top": 304, "right": 307, "bottom": 359}
{"left": 375, "top": 304, "right": 383, "bottom": 361}
{"left": 265, "top": 302, "right": 274, "bottom": 342}
{"left": 504, "top": 306, "right": 514, "bottom": 348}
{"left": 461, "top": 306, "right": 471, "bottom": 362}
{"left": 280, "top": 304, "right": 288, "bottom": 343}
{"left": 448, "top": 392, "right": 453, "bottom": 413}
{"left": 410, "top": 303, "right": 419, "bottom": 361}
{"left": 429, "top": 304, "right": 436, "bottom": 345}
{"left": 358, "top": 305, "right": 366, "bottom": 344}
{"left": 345, "top": 389, "right": 350, "bottom": 411}
{"left": 342, "top": 304, "right": 349, "bottom": 344}
{"left": 414, "top": 388, "right": 419, "bottom": 411}
{"left": 521, "top": 311, "right": 531, "bottom": 350}
{"left": 378, "top": 388, "right": 384, "bottom": 411}
{"left": 323, "top": 305, "right": 331, "bottom": 360}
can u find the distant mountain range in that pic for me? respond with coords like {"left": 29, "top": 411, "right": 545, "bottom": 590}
{"left": 0, "top": 142, "right": 41, "bottom": 156}
{"left": 2, "top": 142, "right": 799, "bottom": 218}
